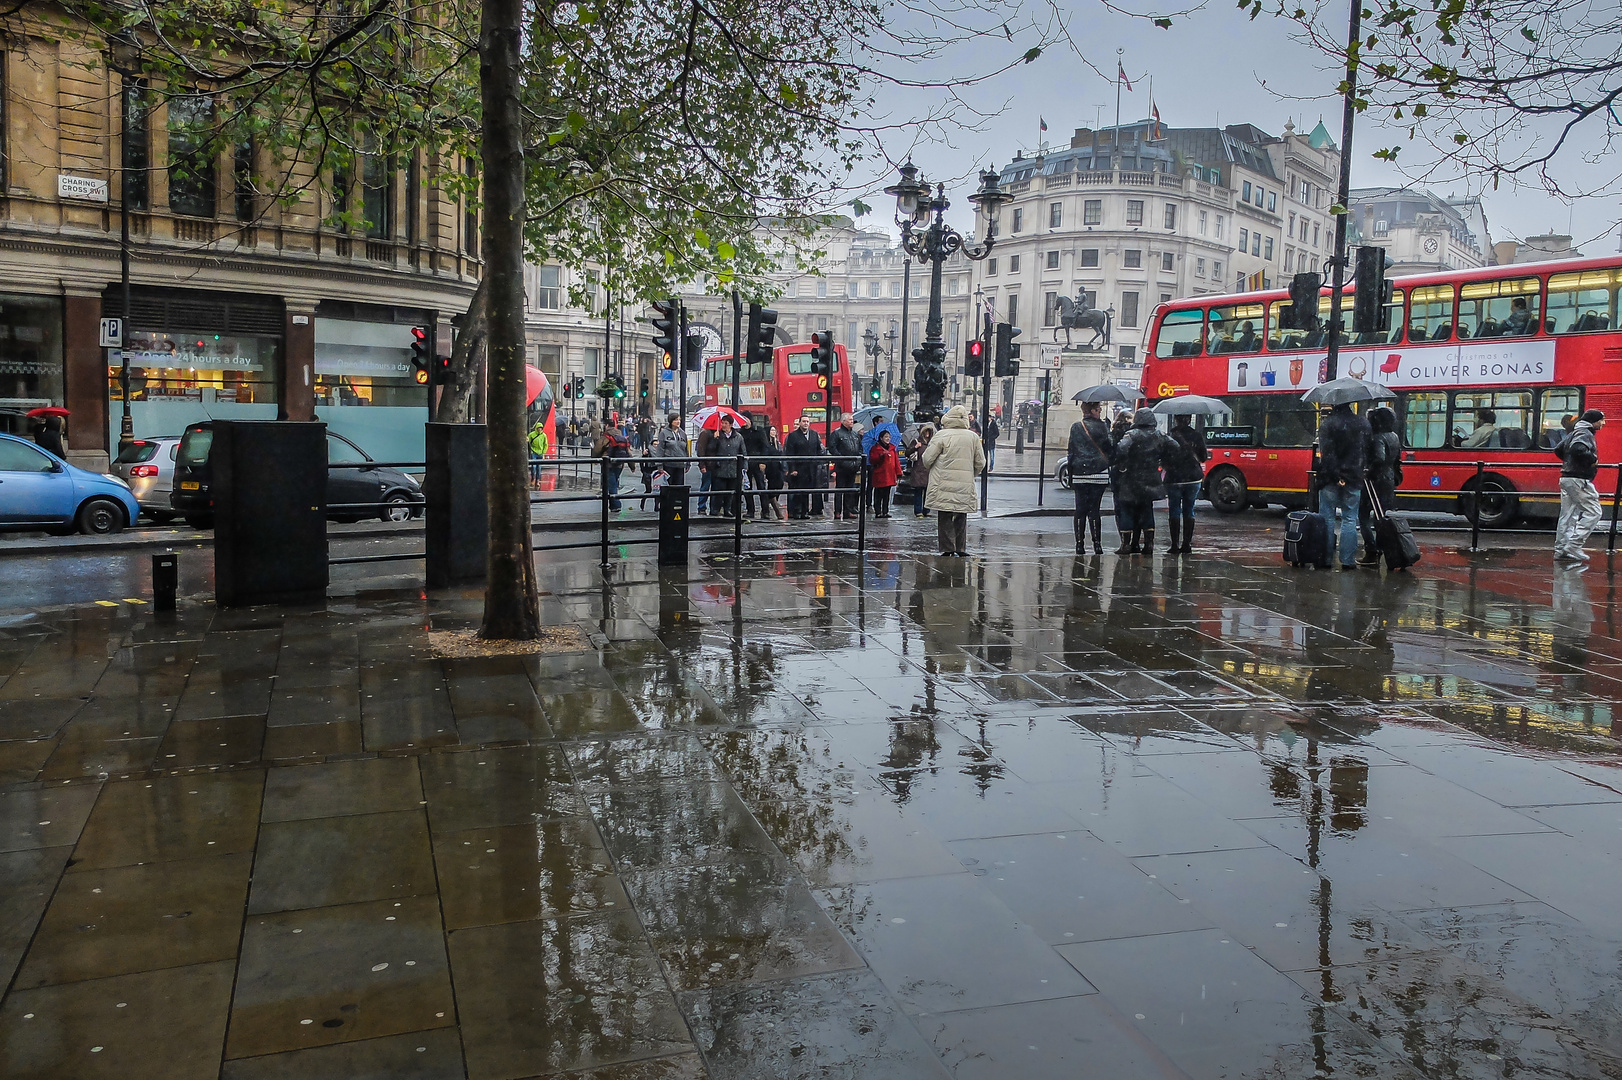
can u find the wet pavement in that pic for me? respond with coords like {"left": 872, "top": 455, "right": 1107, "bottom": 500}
{"left": 3, "top": 515, "right": 1622, "bottom": 1078}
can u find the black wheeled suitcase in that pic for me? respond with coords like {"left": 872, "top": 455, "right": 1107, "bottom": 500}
{"left": 1367, "top": 481, "right": 1421, "bottom": 570}
{"left": 1284, "top": 509, "right": 1330, "bottom": 569}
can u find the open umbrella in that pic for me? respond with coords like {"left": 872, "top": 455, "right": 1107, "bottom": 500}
{"left": 25, "top": 406, "right": 70, "bottom": 418}
{"left": 1301, "top": 377, "right": 1394, "bottom": 406}
{"left": 691, "top": 405, "right": 750, "bottom": 431}
{"left": 861, "top": 421, "right": 902, "bottom": 456}
{"left": 852, "top": 405, "right": 897, "bottom": 428}
{"left": 1072, "top": 384, "right": 1134, "bottom": 404}
{"left": 1151, "top": 395, "right": 1229, "bottom": 416}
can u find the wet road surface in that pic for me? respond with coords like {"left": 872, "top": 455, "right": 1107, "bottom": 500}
{"left": 2, "top": 513, "right": 1621, "bottom": 1078}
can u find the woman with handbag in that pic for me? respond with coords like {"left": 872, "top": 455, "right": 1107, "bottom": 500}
{"left": 1067, "top": 403, "right": 1114, "bottom": 554}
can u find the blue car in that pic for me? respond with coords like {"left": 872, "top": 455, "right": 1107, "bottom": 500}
{"left": 0, "top": 433, "right": 140, "bottom": 535}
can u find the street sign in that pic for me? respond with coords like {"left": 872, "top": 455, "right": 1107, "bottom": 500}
{"left": 99, "top": 318, "right": 123, "bottom": 348}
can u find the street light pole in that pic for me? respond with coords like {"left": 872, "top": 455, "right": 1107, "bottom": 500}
{"left": 1324, "top": 0, "right": 1362, "bottom": 382}
{"left": 110, "top": 39, "right": 139, "bottom": 455}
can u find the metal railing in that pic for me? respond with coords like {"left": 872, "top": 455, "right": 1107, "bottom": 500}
{"left": 325, "top": 459, "right": 426, "bottom": 565}
{"left": 1402, "top": 458, "right": 1622, "bottom": 553}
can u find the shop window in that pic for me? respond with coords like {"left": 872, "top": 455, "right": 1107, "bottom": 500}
{"left": 1547, "top": 269, "right": 1619, "bottom": 333}
{"left": 1153, "top": 308, "right": 1204, "bottom": 358}
{"left": 0, "top": 294, "right": 65, "bottom": 432}
{"left": 168, "top": 93, "right": 217, "bottom": 218}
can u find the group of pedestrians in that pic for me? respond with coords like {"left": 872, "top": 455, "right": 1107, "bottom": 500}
{"left": 1066, "top": 405, "right": 1209, "bottom": 556}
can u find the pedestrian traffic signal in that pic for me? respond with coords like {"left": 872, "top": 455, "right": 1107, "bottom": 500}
{"left": 650, "top": 298, "right": 679, "bottom": 357}
{"left": 1352, "top": 245, "right": 1393, "bottom": 334}
{"left": 746, "top": 303, "right": 779, "bottom": 369}
{"left": 964, "top": 338, "right": 984, "bottom": 378}
{"left": 994, "top": 323, "right": 1022, "bottom": 377}
{"left": 809, "top": 331, "right": 834, "bottom": 379}
{"left": 410, "top": 326, "right": 431, "bottom": 383}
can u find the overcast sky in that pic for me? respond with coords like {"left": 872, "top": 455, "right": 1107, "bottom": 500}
{"left": 856, "top": 1, "right": 1620, "bottom": 257}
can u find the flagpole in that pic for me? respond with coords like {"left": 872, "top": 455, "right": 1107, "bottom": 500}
{"left": 1114, "top": 48, "right": 1123, "bottom": 168}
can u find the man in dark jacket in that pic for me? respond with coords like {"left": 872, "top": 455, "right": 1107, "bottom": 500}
{"left": 783, "top": 417, "right": 823, "bottom": 520}
{"left": 983, "top": 414, "right": 1001, "bottom": 473}
{"left": 827, "top": 416, "right": 863, "bottom": 520}
{"left": 1358, "top": 406, "right": 1401, "bottom": 565}
{"left": 707, "top": 415, "right": 745, "bottom": 519}
{"left": 1316, "top": 402, "right": 1372, "bottom": 569}
{"left": 1111, "top": 408, "right": 1178, "bottom": 556}
{"left": 1163, "top": 414, "right": 1209, "bottom": 555}
{"left": 1067, "top": 403, "right": 1114, "bottom": 554}
{"left": 1556, "top": 409, "right": 1606, "bottom": 562}
{"left": 740, "top": 415, "right": 772, "bottom": 520}
{"left": 694, "top": 426, "right": 716, "bottom": 514}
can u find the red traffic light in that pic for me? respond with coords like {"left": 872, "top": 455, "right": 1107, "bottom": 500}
{"left": 967, "top": 340, "right": 983, "bottom": 358}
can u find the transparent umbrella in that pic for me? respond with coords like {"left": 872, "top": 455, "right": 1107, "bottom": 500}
{"left": 1301, "top": 377, "right": 1394, "bottom": 406}
{"left": 1151, "top": 395, "right": 1228, "bottom": 416}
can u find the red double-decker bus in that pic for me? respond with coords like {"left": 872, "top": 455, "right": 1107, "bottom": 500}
{"left": 1142, "top": 255, "right": 1622, "bottom": 526}
{"left": 701, "top": 342, "right": 853, "bottom": 437}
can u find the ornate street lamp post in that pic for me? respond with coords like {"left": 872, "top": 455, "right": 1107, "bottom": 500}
{"left": 887, "top": 164, "right": 1010, "bottom": 425}
{"left": 109, "top": 31, "right": 141, "bottom": 454}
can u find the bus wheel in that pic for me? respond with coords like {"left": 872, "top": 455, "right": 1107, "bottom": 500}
{"left": 1464, "top": 475, "right": 1519, "bottom": 528}
{"left": 1207, "top": 467, "right": 1248, "bottom": 515}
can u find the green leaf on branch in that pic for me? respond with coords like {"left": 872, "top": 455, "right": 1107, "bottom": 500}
{"left": 850, "top": 197, "right": 871, "bottom": 216}
{"left": 1023, "top": 47, "right": 1041, "bottom": 63}
{"left": 716, "top": 240, "right": 736, "bottom": 259}
{"left": 1153, "top": 18, "right": 1173, "bottom": 28}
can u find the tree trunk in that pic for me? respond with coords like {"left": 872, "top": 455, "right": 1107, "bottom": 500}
{"left": 477, "top": 0, "right": 539, "bottom": 640}
{"left": 434, "top": 276, "right": 488, "bottom": 424}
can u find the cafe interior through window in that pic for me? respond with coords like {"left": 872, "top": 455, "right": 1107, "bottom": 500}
{"left": 108, "top": 330, "right": 280, "bottom": 405}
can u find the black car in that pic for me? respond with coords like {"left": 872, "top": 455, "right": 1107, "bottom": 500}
{"left": 170, "top": 422, "right": 424, "bottom": 528}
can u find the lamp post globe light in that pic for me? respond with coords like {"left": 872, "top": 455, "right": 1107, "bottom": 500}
{"left": 887, "top": 164, "right": 1011, "bottom": 425}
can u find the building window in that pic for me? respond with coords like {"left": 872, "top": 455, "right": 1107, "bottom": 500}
{"left": 582, "top": 347, "right": 600, "bottom": 377}
{"left": 911, "top": 319, "right": 920, "bottom": 343}
{"left": 847, "top": 320, "right": 858, "bottom": 343}
{"left": 535, "top": 344, "right": 562, "bottom": 375}
{"left": 168, "top": 93, "right": 217, "bottom": 218}
{"left": 1212, "top": 260, "right": 1223, "bottom": 279}
{"left": 1046, "top": 250, "right": 1060, "bottom": 269}
{"left": 1012, "top": 208, "right": 1024, "bottom": 232}
{"left": 1120, "top": 292, "right": 1140, "bottom": 329}
{"left": 1123, "top": 249, "right": 1143, "bottom": 269}
{"left": 1007, "top": 294, "right": 1019, "bottom": 325}
{"left": 869, "top": 281, "right": 882, "bottom": 297}
{"left": 1049, "top": 202, "right": 1062, "bottom": 228}
{"left": 536, "top": 265, "right": 561, "bottom": 309}
{"left": 1083, "top": 199, "right": 1101, "bottom": 225}
{"left": 1044, "top": 291, "right": 1060, "bottom": 326}
{"left": 1008, "top": 255, "right": 1020, "bottom": 273}
{"left": 1119, "top": 345, "right": 1137, "bottom": 365}
{"left": 1215, "top": 214, "right": 1225, "bottom": 239}
{"left": 848, "top": 282, "right": 860, "bottom": 298}
{"left": 121, "top": 79, "right": 150, "bottom": 212}
{"left": 1255, "top": 186, "right": 1265, "bottom": 207}
{"left": 947, "top": 278, "right": 960, "bottom": 295}
{"left": 987, "top": 258, "right": 997, "bottom": 276}
{"left": 1196, "top": 257, "right": 1206, "bottom": 276}
{"left": 1313, "top": 222, "right": 1321, "bottom": 247}
{"left": 1198, "top": 210, "right": 1208, "bottom": 235}
{"left": 1126, "top": 199, "right": 1144, "bottom": 226}
{"left": 1161, "top": 252, "right": 1174, "bottom": 272}
{"left": 1080, "top": 248, "right": 1099, "bottom": 268}
{"left": 1239, "top": 228, "right": 1249, "bottom": 250}
{"left": 1251, "top": 233, "right": 1261, "bottom": 256}
{"left": 463, "top": 158, "right": 479, "bottom": 257}
{"left": 1268, "top": 191, "right": 1277, "bottom": 213}
{"left": 1288, "top": 212, "right": 1296, "bottom": 238}
{"left": 233, "top": 137, "right": 255, "bottom": 222}
{"left": 361, "top": 135, "right": 392, "bottom": 240}
{"left": 890, "top": 281, "right": 901, "bottom": 298}
{"left": 1242, "top": 180, "right": 1252, "bottom": 202}
{"left": 912, "top": 279, "right": 923, "bottom": 297}
{"left": 816, "top": 278, "right": 828, "bottom": 298}
{"left": 1164, "top": 204, "right": 1177, "bottom": 230}
{"left": 817, "top": 315, "right": 829, "bottom": 331}
{"left": 1285, "top": 249, "right": 1294, "bottom": 271}
{"left": 1264, "top": 237, "right": 1274, "bottom": 260}
{"left": 1160, "top": 292, "right": 1172, "bottom": 304}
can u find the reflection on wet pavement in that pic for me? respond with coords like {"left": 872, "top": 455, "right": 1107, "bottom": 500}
{"left": 4, "top": 527, "right": 1622, "bottom": 1077}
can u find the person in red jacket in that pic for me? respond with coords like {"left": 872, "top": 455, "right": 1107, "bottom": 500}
{"left": 868, "top": 429, "right": 900, "bottom": 518}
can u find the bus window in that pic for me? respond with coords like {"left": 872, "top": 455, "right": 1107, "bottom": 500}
{"left": 1401, "top": 391, "right": 1448, "bottom": 449}
{"left": 1547, "top": 269, "right": 1619, "bottom": 333}
{"left": 787, "top": 353, "right": 841, "bottom": 374}
{"left": 1153, "top": 309, "right": 1204, "bottom": 358}
{"left": 1207, "top": 302, "right": 1266, "bottom": 354}
{"left": 1451, "top": 389, "right": 1533, "bottom": 450}
{"left": 1459, "top": 277, "right": 1541, "bottom": 338}
{"left": 1266, "top": 300, "right": 1308, "bottom": 351}
{"left": 1262, "top": 401, "right": 1318, "bottom": 447}
{"left": 1537, "top": 387, "right": 1583, "bottom": 449}
{"left": 1353, "top": 288, "right": 1404, "bottom": 345}
{"left": 1407, "top": 285, "right": 1455, "bottom": 343}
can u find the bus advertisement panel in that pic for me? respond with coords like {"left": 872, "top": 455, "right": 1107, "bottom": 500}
{"left": 1142, "top": 257, "right": 1622, "bottom": 526}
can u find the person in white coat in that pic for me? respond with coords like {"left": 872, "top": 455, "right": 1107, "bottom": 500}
{"left": 920, "top": 404, "right": 986, "bottom": 556}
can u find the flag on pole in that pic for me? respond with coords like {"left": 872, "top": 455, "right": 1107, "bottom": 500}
{"left": 1039, "top": 117, "right": 1048, "bottom": 132}
{"left": 1151, "top": 101, "right": 1162, "bottom": 139}
{"left": 1117, "top": 62, "right": 1133, "bottom": 92}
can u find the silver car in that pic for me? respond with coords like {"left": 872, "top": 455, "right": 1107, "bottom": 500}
{"left": 112, "top": 435, "right": 181, "bottom": 522}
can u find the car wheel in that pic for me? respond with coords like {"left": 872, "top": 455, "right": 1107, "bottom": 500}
{"left": 184, "top": 514, "right": 213, "bottom": 530}
{"left": 380, "top": 493, "right": 414, "bottom": 522}
{"left": 1464, "top": 476, "right": 1519, "bottom": 528}
{"left": 76, "top": 497, "right": 126, "bottom": 536}
{"left": 1056, "top": 462, "right": 1072, "bottom": 490}
{"left": 1207, "top": 467, "right": 1249, "bottom": 515}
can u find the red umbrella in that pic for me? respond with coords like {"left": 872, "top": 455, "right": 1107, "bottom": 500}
{"left": 26, "top": 406, "right": 70, "bottom": 418}
{"left": 692, "top": 405, "right": 750, "bottom": 431}
{"left": 524, "top": 366, "right": 549, "bottom": 407}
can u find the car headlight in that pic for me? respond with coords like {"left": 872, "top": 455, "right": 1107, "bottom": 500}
{"left": 103, "top": 473, "right": 131, "bottom": 489}
{"left": 402, "top": 473, "right": 421, "bottom": 488}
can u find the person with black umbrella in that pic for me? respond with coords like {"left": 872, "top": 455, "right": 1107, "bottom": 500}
{"left": 1163, "top": 414, "right": 1209, "bottom": 555}
{"left": 1316, "top": 402, "right": 1372, "bottom": 570}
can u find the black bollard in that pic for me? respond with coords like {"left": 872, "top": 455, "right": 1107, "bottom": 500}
{"left": 152, "top": 552, "right": 177, "bottom": 611}
{"left": 658, "top": 485, "right": 690, "bottom": 566}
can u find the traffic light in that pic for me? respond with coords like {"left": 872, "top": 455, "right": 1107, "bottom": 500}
{"left": 1352, "top": 245, "right": 1393, "bottom": 334}
{"left": 639, "top": 376, "right": 649, "bottom": 399}
{"left": 683, "top": 332, "right": 704, "bottom": 372}
{"left": 612, "top": 373, "right": 626, "bottom": 399}
{"left": 574, "top": 375, "right": 586, "bottom": 399}
{"left": 994, "top": 323, "right": 1022, "bottom": 377}
{"left": 964, "top": 337, "right": 985, "bottom": 378}
{"left": 809, "top": 331, "right": 834, "bottom": 379}
{"left": 562, "top": 379, "right": 573, "bottom": 400}
{"left": 410, "top": 326, "right": 430, "bottom": 384}
{"left": 746, "top": 303, "right": 779, "bottom": 369}
{"left": 431, "top": 353, "right": 453, "bottom": 385}
{"left": 1282, "top": 273, "right": 1323, "bottom": 331}
{"left": 869, "top": 380, "right": 882, "bottom": 403}
{"left": 650, "top": 298, "right": 679, "bottom": 357}
{"left": 661, "top": 351, "right": 673, "bottom": 371}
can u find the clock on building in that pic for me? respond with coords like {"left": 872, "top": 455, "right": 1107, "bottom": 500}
{"left": 1423, "top": 236, "right": 1440, "bottom": 254}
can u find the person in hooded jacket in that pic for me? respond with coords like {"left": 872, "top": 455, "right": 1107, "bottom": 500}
{"left": 740, "top": 414, "right": 773, "bottom": 520}
{"left": 920, "top": 405, "right": 985, "bottom": 556}
{"left": 1066, "top": 402, "right": 1114, "bottom": 554}
{"left": 1358, "top": 406, "right": 1401, "bottom": 565}
{"left": 1111, "top": 408, "right": 1178, "bottom": 556}
{"left": 1556, "top": 408, "right": 1606, "bottom": 562}
{"left": 827, "top": 416, "right": 863, "bottom": 520}
{"left": 1316, "top": 402, "right": 1372, "bottom": 569}
{"left": 1163, "top": 414, "right": 1209, "bottom": 555}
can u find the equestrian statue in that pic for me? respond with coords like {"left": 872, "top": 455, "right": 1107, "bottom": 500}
{"left": 1053, "top": 294, "right": 1112, "bottom": 349}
